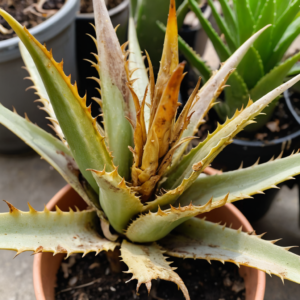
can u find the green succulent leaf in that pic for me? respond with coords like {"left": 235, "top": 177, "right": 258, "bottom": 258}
{"left": 0, "top": 9, "right": 114, "bottom": 193}
{"left": 234, "top": 0, "right": 254, "bottom": 46}
{"left": 188, "top": 0, "right": 231, "bottom": 62}
{"left": 177, "top": 152, "right": 300, "bottom": 207}
{"left": 0, "top": 202, "right": 118, "bottom": 256}
{"left": 207, "top": 0, "right": 236, "bottom": 52}
{"left": 221, "top": 70, "right": 249, "bottom": 119}
{"left": 160, "top": 218, "right": 300, "bottom": 284}
{"left": 236, "top": 46, "right": 264, "bottom": 91}
{"left": 288, "top": 62, "right": 300, "bottom": 77}
{"left": 252, "top": 0, "right": 275, "bottom": 64}
{"left": 120, "top": 240, "right": 190, "bottom": 300}
{"left": 176, "top": 0, "right": 189, "bottom": 29}
{"left": 128, "top": 17, "right": 151, "bottom": 129}
{"left": 93, "top": 0, "right": 134, "bottom": 180}
{"left": 271, "top": 0, "right": 300, "bottom": 51}
{"left": 249, "top": 51, "right": 300, "bottom": 130}
{"left": 275, "top": 0, "right": 291, "bottom": 21}
{"left": 218, "top": 0, "right": 238, "bottom": 43}
{"left": 252, "top": 50, "right": 300, "bottom": 100}
{"left": 164, "top": 74, "right": 300, "bottom": 191}
{"left": 91, "top": 169, "right": 143, "bottom": 234}
{"left": 252, "top": 0, "right": 266, "bottom": 19}
{"left": 268, "top": 16, "right": 300, "bottom": 69}
{"left": 172, "top": 26, "right": 270, "bottom": 166}
{"left": 126, "top": 199, "right": 222, "bottom": 243}
{"left": 19, "top": 42, "right": 68, "bottom": 146}
{"left": 0, "top": 104, "right": 99, "bottom": 210}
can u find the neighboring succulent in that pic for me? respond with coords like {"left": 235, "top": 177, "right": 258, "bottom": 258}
{"left": 133, "top": 0, "right": 203, "bottom": 72}
{"left": 1, "top": 0, "right": 300, "bottom": 299}
{"left": 176, "top": 0, "right": 300, "bottom": 130}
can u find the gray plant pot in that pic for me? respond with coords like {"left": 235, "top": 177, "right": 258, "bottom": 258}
{"left": 75, "top": 0, "right": 129, "bottom": 102}
{"left": 0, "top": 0, "right": 79, "bottom": 154}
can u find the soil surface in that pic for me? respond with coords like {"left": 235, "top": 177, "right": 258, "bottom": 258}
{"left": 56, "top": 251, "right": 245, "bottom": 300}
{"left": 0, "top": 0, "right": 65, "bottom": 41}
{"left": 80, "top": 0, "right": 123, "bottom": 13}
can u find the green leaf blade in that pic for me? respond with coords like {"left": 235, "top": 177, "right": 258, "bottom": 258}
{"left": 188, "top": 0, "right": 231, "bottom": 61}
{"left": 235, "top": 0, "right": 254, "bottom": 46}
{"left": 207, "top": 0, "right": 236, "bottom": 52}
{"left": 0, "top": 9, "right": 115, "bottom": 193}
{"left": 120, "top": 241, "right": 190, "bottom": 300}
{"left": 160, "top": 218, "right": 300, "bottom": 284}
{"left": 236, "top": 47, "right": 264, "bottom": 91}
{"left": 0, "top": 204, "right": 118, "bottom": 255}
{"left": 0, "top": 105, "right": 99, "bottom": 210}
{"left": 177, "top": 152, "right": 300, "bottom": 207}
{"left": 218, "top": 0, "right": 238, "bottom": 43}
{"left": 271, "top": 0, "right": 300, "bottom": 50}
{"left": 93, "top": 0, "right": 135, "bottom": 180}
{"left": 91, "top": 169, "right": 143, "bottom": 234}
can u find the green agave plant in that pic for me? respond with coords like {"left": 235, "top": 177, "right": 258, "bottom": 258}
{"left": 1, "top": 0, "right": 300, "bottom": 298}
{"left": 174, "top": 0, "right": 300, "bottom": 130}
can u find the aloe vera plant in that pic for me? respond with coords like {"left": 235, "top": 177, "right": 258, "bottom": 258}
{"left": 1, "top": 0, "right": 300, "bottom": 298}
{"left": 133, "top": 0, "right": 203, "bottom": 71}
{"left": 178, "top": 0, "right": 300, "bottom": 130}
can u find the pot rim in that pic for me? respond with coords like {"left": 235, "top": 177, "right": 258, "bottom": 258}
{"left": 284, "top": 89, "right": 300, "bottom": 125}
{"left": 33, "top": 183, "right": 266, "bottom": 300}
{"left": 76, "top": 0, "right": 130, "bottom": 20}
{"left": 0, "top": 0, "right": 78, "bottom": 61}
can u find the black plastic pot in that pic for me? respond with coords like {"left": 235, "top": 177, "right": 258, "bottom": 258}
{"left": 211, "top": 93, "right": 300, "bottom": 222}
{"left": 75, "top": 0, "right": 129, "bottom": 110}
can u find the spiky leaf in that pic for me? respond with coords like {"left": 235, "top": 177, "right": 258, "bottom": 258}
{"left": 160, "top": 218, "right": 300, "bottom": 284}
{"left": 172, "top": 25, "right": 270, "bottom": 165}
{"left": 234, "top": 0, "right": 254, "bottom": 45}
{"left": 164, "top": 75, "right": 300, "bottom": 191}
{"left": 252, "top": 0, "right": 275, "bottom": 64}
{"left": 188, "top": 0, "right": 230, "bottom": 61}
{"left": 19, "top": 42, "right": 65, "bottom": 143}
{"left": 207, "top": 0, "right": 236, "bottom": 52}
{"left": 126, "top": 199, "right": 230, "bottom": 243}
{"left": 0, "top": 9, "right": 114, "bottom": 192}
{"left": 121, "top": 240, "right": 190, "bottom": 300}
{"left": 93, "top": 0, "right": 134, "bottom": 180}
{"left": 218, "top": 0, "right": 238, "bottom": 43}
{"left": 268, "top": 16, "right": 300, "bottom": 69}
{"left": 0, "top": 105, "right": 99, "bottom": 210}
{"left": 271, "top": 0, "right": 300, "bottom": 51}
{"left": 177, "top": 152, "right": 300, "bottom": 207}
{"left": 91, "top": 169, "right": 143, "bottom": 234}
{"left": 0, "top": 202, "right": 118, "bottom": 257}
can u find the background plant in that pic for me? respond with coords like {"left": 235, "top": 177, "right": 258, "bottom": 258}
{"left": 1, "top": 0, "right": 300, "bottom": 299}
{"left": 132, "top": 0, "right": 205, "bottom": 72}
{"left": 177, "top": 0, "right": 300, "bottom": 130}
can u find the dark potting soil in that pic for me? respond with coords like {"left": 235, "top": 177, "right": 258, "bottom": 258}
{"left": 80, "top": 0, "right": 123, "bottom": 13}
{"left": 56, "top": 251, "right": 245, "bottom": 300}
{"left": 0, "top": 0, "right": 66, "bottom": 41}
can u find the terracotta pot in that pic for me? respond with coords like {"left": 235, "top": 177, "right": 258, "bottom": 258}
{"left": 33, "top": 184, "right": 266, "bottom": 300}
